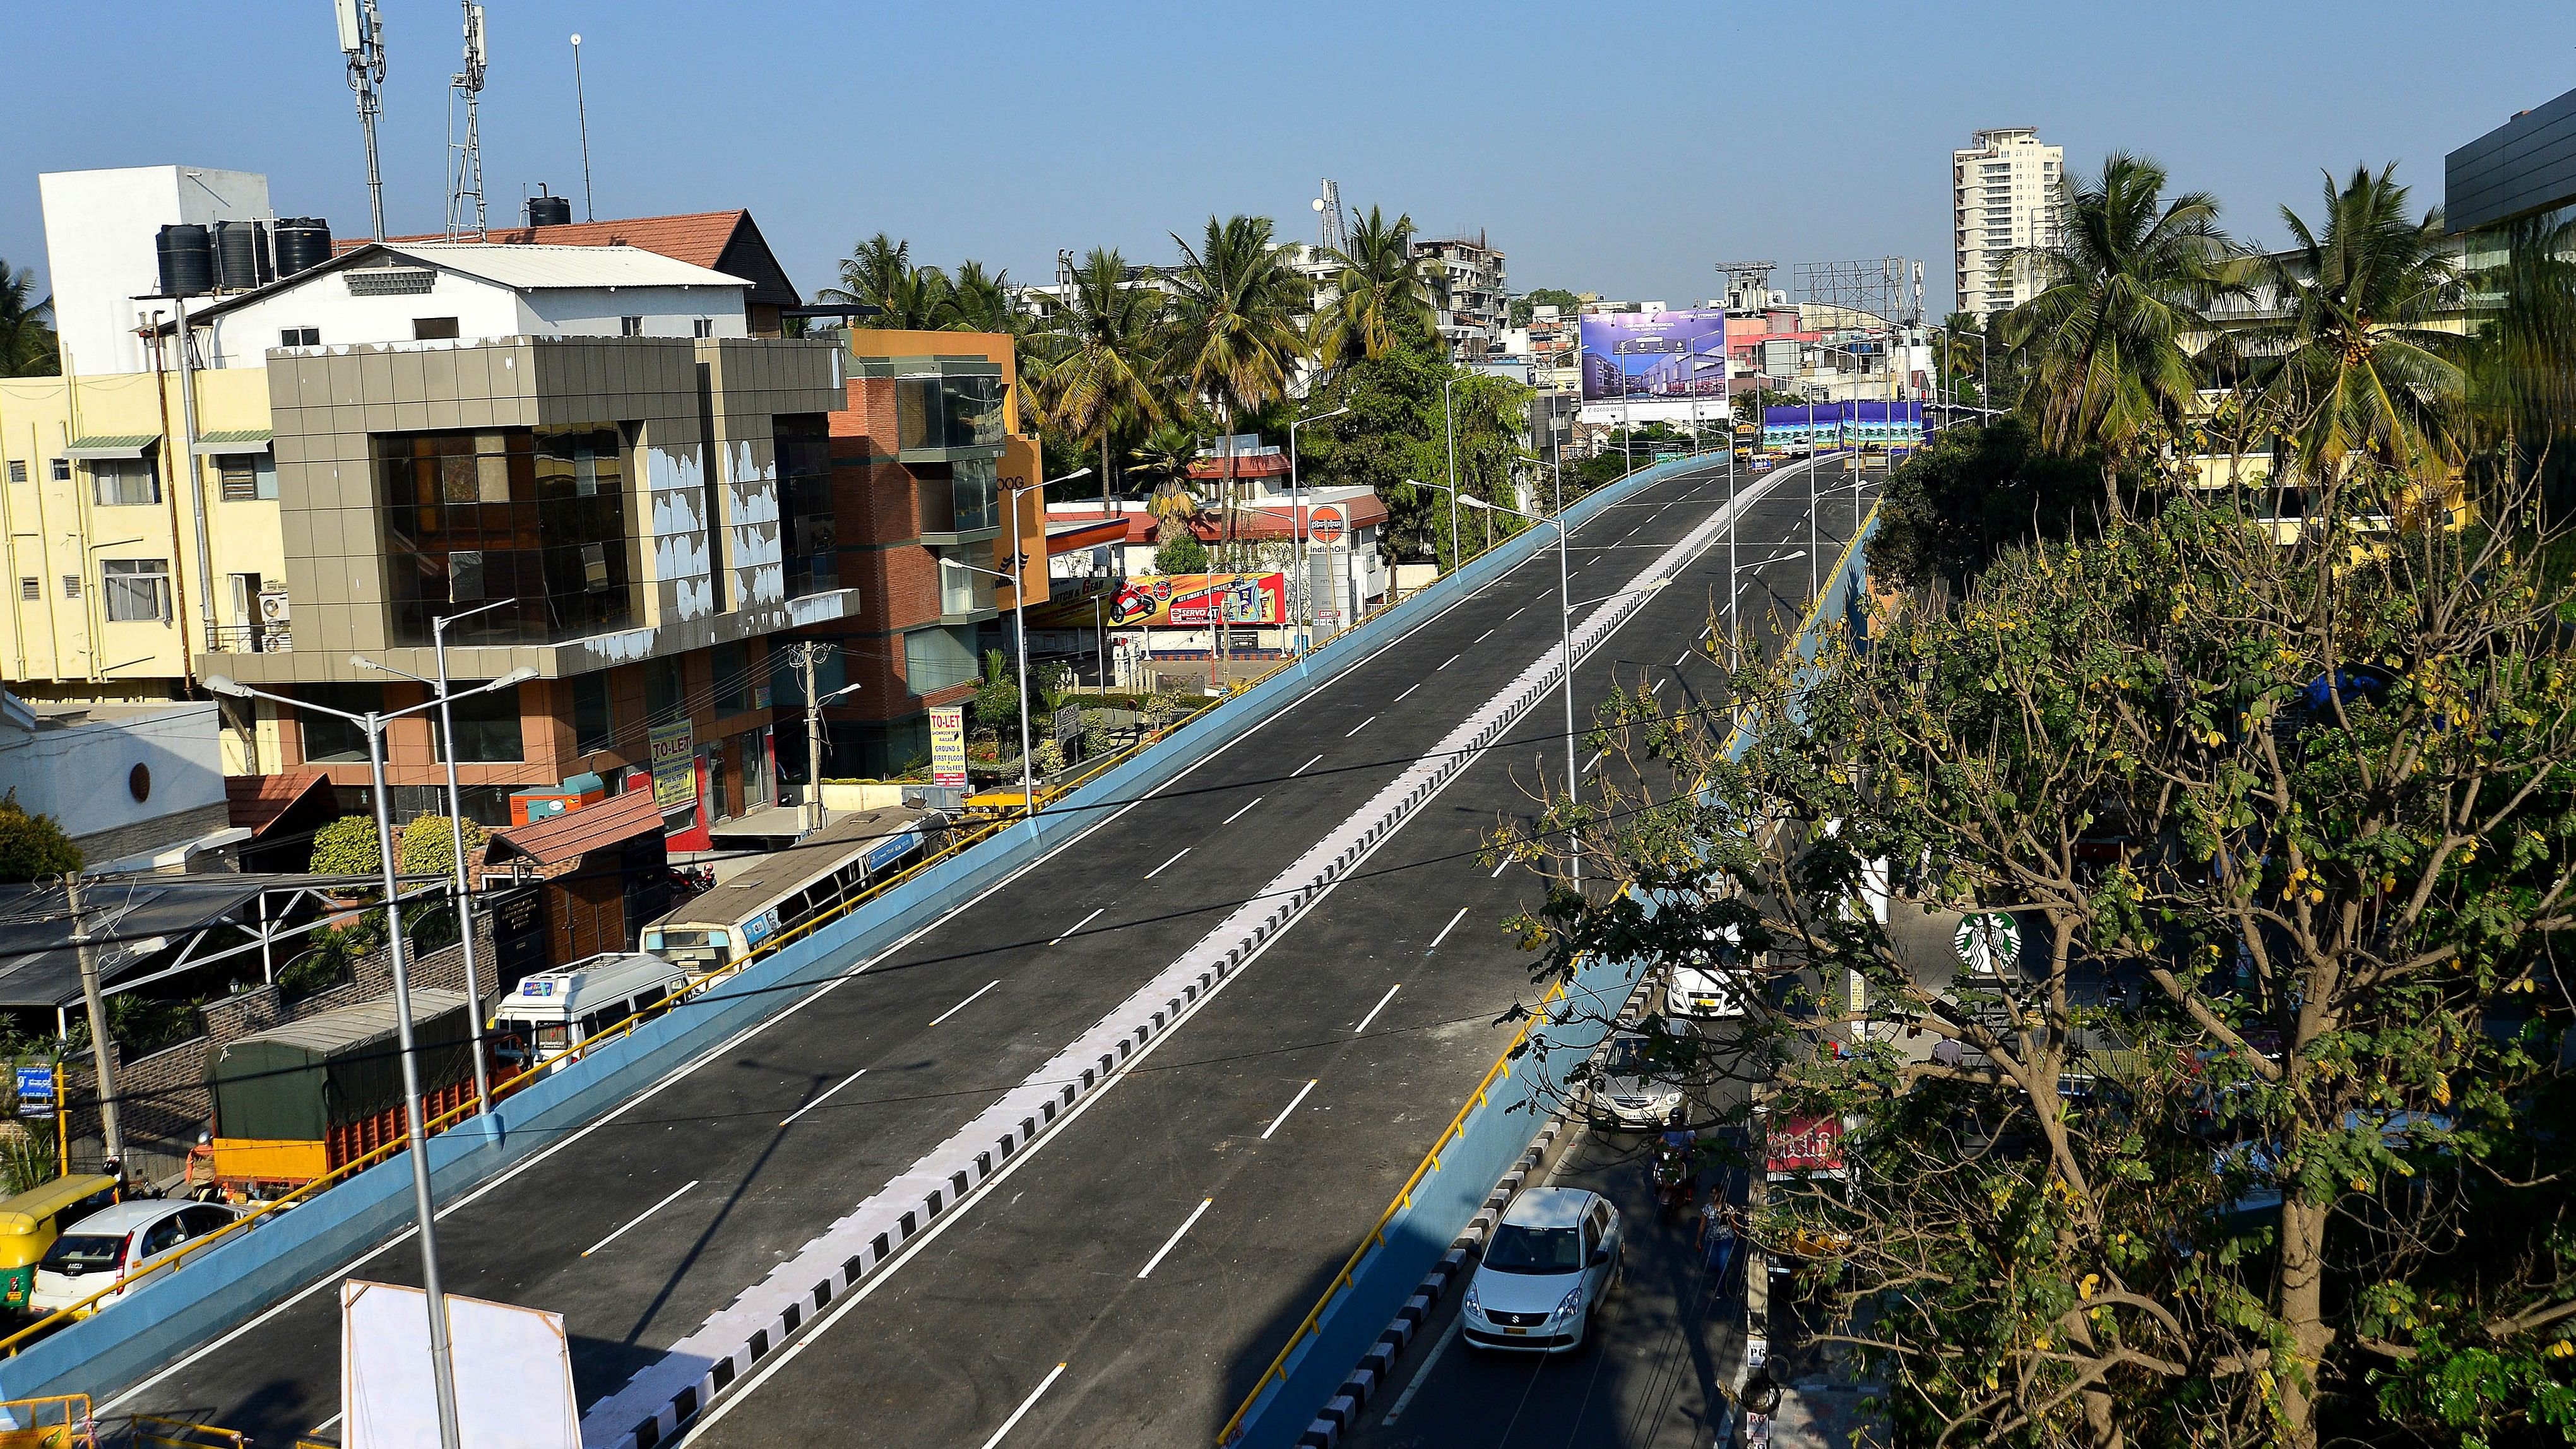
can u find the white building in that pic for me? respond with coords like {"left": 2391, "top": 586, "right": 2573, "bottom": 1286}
{"left": 1952, "top": 127, "right": 2063, "bottom": 321}
{"left": 179, "top": 242, "right": 752, "bottom": 367}
{"left": 0, "top": 689, "right": 239, "bottom": 873}
{"left": 39, "top": 165, "right": 275, "bottom": 376}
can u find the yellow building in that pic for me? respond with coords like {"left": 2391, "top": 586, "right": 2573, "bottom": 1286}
{"left": 0, "top": 367, "right": 280, "bottom": 704}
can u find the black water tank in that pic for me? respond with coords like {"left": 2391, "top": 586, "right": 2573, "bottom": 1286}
{"left": 526, "top": 194, "right": 573, "bottom": 227}
{"left": 213, "top": 220, "right": 264, "bottom": 290}
{"left": 273, "top": 218, "right": 333, "bottom": 278}
{"left": 156, "top": 224, "right": 214, "bottom": 297}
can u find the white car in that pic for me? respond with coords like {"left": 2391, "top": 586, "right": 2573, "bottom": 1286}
{"left": 1666, "top": 962, "right": 1754, "bottom": 1019}
{"left": 1462, "top": 1187, "right": 1621, "bottom": 1352}
{"left": 30, "top": 1199, "right": 244, "bottom": 1315}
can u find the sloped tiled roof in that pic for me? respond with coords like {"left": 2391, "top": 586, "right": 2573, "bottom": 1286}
{"left": 485, "top": 789, "right": 665, "bottom": 872}
{"left": 226, "top": 769, "right": 333, "bottom": 838}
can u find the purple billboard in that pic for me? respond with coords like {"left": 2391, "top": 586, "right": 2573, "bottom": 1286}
{"left": 1576, "top": 308, "right": 1729, "bottom": 403}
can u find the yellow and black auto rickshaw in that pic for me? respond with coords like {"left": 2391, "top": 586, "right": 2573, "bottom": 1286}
{"left": 0, "top": 1175, "right": 119, "bottom": 1313}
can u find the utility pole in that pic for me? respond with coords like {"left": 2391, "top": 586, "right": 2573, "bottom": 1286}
{"left": 790, "top": 641, "right": 832, "bottom": 833}
{"left": 64, "top": 877, "right": 121, "bottom": 1169}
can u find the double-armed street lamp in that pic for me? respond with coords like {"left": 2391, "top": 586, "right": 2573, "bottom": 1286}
{"left": 1451, "top": 492, "right": 1668, "bottom": 891}
{"left": 202, "top": 663, "right": 533, "bottom": 1449}
{"left": 945, "top": 466, "right": 1090, "bottom": 826}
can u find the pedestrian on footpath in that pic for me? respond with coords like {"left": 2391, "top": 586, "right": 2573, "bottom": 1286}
{"left": 1699, "top": 1188, "right": 1736, "bottom": 1279}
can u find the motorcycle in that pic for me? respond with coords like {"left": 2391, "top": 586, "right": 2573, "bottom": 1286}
{"left": 1653, "top": 1131, "right": 1694, "bottom": 1223}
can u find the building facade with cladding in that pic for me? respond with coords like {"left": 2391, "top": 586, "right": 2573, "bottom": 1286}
{"left": 2447, "top": 86, "right": 2576, "bottom": 235}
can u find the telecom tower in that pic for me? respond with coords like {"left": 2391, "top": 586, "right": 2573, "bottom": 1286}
{"left": 1314, "top": 179, "right": 1348, "bottom": 256}
{"left": 335, "top": 0, "right": 389, "bottom": 239}
{"left": 446, "top": 3, "right": 489, "bottom": 240}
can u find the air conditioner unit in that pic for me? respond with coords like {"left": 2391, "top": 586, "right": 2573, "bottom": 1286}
{"left": 258, "top": 589, "right": 290, "bottom": 623}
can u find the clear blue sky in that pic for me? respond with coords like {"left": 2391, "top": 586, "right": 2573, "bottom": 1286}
{"left": 7, "top": 1, "right": 2572, "bottom": 318}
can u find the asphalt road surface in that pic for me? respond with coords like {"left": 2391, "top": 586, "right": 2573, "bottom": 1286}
{"left": 110, "top": 452, "right": 1866, "bottom": 1447}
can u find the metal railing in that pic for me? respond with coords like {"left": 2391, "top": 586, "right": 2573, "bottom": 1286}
{"left": 201, "top": 622, "right": 291, "bottom": 654}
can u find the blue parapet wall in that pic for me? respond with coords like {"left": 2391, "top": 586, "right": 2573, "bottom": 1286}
{"left": 1232, "top": 502, "right": 1877, "bottom": 1449}
{"left": 0, "top": 452, "right": 1737, "bottom": 1409}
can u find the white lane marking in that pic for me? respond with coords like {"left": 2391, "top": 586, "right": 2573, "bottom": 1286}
{"left": 1136, "top": 1197, "right": 1216, "bottom": 1279}
{"left": 1585, "top": 750, "right": 1608, "bottom": 774}
{"left": 309, "top": 1414, "right": 343, "bottom": 1436}
{"left": 1220, "top": 796, "right": 1264, "bottom": 825}
{"left": 1291, "top": 754, "right": 1324, "bottom": 777}
{"left": 122, "top": 464, "right": 1775, "bottom": 1426}
{"left": 1382, "top": 1311, "right": 1467, "bottom": 1424}
{"left": 1354, "top": 983, "right": 1403, "bottom": 1034}
{"left": 1491, "top": 855, "right": 1512, "bottom": 878}
{"left": 1144, "top": 846, "right": 1192, "bottom": 879}
{"left": 929, "top": 980, "right": 1001, "bottom": 1026}
{"left": 581, "top": 1180, "right": 699, "bottom": 1258}
{"left": 1427, "top": 906, "right": 1471, "bottom": 952}
{"left": 1394, "top": 682, "right": 1422, "bottom": 702}
{"left": 1675, "top": 649, "right": 1693, "bottom": 668}
{"left": 977, "top": 1363, "right": 1069, "bottom": 1449}
{"left": 1346, "top": 715, "right": 1376, "bottom": 737}
{"left": 1476, "top": 629, "right": 1495, "bottom": 642}
{"left": 1261, "top": 1079, "right": 1320, "bottom": 1140}
{"left": 1440, "top": 653, "right": 1461, "bottom": 669}
{"left": 1588, "top": 555, "right": 1601, "bottom": 565}
{"left": 779, "top": 1068, "right": 869, "bottom": 1127}
{"left": 1650, "top": 678, "right": 1666, "bottom": 694}
{"left": 1506, "top": 606, "right": 1526, "bottom": 621}
{"left": 1049, "top": 907, "right": 1105, "bottom": 945}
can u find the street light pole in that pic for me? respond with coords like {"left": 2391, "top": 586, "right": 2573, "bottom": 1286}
{"left": 1440, "top": 377, "right": 1462, "bottom": 569}
{"left": 203, "top": 668, "right": 530, "bottom": 1449}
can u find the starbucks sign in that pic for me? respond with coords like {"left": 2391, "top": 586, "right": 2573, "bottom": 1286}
{"left": 1954, "top": 912, "right": 2021, "bottom": 976}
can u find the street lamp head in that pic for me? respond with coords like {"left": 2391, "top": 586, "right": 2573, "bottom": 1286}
{"left": 1457, "top": 495, "right": 1495, "bottom": 511}
{"left": 201, "top": 673, "right": 247, "bottom": 699}
{"left": 1042, "top": 467, "right": 1093, "bottom": 487}
{"left": 496, "top": 666, "right": 539, "bottom": 687}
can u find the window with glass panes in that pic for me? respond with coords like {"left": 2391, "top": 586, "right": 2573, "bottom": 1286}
{"left": 375, "top": 427, "right": 636, "bottom": 646}
{"left": 572, "top": 671, "right": 615, "bottom": 755}
{"left": 218, "top": 452, "right": 278, "bottom": 501}
{"left": 775, "top": 415, "right": 836, "bottom": 598}
{"left": 88, "top": 459, "right": 159, "bottom": 506}
{"left": 99, "top": 559, "right": 170, "bottom": 622}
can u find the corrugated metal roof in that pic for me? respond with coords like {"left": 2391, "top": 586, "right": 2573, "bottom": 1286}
{"left": 227, "top": 770, "right": 332, "bottom": 837}
{"left": 64, "top": 434, "right": 158, "bottom": 459}
{"left": 225, "top": 988, "right": 470, "bottom": 1057}
{"left": 389, "top": 242, "right": 749, "bottom": 292}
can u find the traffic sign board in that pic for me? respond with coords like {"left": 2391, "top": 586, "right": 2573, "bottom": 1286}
{"left": 1307, "top": 504, "right": 1346, "bottom": 547}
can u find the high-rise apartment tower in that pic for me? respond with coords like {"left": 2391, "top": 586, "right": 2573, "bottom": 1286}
{"left": 1952, "top": 127, "right": 2063, "bottom": 321}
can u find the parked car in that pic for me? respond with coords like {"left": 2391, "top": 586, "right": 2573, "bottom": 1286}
{"left": 28, "top": 1199, "right": 244, "bottom": 1316}
{"left": 1461, "top": 1187, "right": 1621, "bottom": 1352}
{"left": 1582, "top": 1019, "right": 1689, "bottom": 1129}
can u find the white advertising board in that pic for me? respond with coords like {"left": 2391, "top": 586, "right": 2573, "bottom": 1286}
{"left": 343, "top": 1279, "right": 579, "bottom": 1449}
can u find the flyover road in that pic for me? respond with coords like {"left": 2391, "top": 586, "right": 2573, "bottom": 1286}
{"left": 668, "top": 465, "right": 1866, "bottom": 1449}
{"left": 113, "top": 451, "right": 1863, "bottom": 1447}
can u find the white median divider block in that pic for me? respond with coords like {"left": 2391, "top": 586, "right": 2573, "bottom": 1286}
{"left": 583, "top": 485, "right": 1760, "bottom": 1449}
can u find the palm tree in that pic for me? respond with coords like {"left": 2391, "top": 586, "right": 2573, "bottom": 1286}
{"left": 939, "top": 260, "right": 1020, "bottom": 334}
{"left": 1312, "top": 206, "right": 1437, "bottom": 367}
{"left": 0, "top": 261, "right": 58, "bottom": 377}
{"left": 2247, "top": 165, "right": 2464, "bottom": 485}
{"left": 2464, "top": 208, "right": 2576, "bottom": 492}
{"left": 2000, "top": 153, "right": 2236, "bottom": 509}
{"left": 816, "top": 233, "right": 952, "bottom": 329}
{"left": 1163, "top": 215, "right": 1311, "bottom": 570}
{"left": 1042, "top": 249, "right": 1168, "bottom": 507}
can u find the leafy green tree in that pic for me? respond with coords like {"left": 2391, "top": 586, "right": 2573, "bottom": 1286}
{"left": 1298, "top": 336, "right": 1457, "bottom": 565}
{"left": 2465, "top": 208, "right": 2576, "bottom": 498}
{"left": 1311, "top": 206, "right": 1438, "bottom": 367}
{"left": 2249, "top": 164, "right": 2465, "bottom": 485}
{"left": 1042, "top": 249, "right": 1168, "bottom": 507}
{"left": 1512, "top": 461, "right": 2576, "bottom": 1449}
{"left": 938, "top": 260, "right": 1019, "bottom": 335}
{"left": 1153, "top": 531, "right": 1209, "bottom": 574}
{"left": 396, "top": 814, "right": 487, "bottom": 882}
{"left": 817, "top": 233, "right": 953, "bottom": 329}
{"left": 1870, "top": 417, "right": 2119, "bottom": 591}
{"left": 307, "top": 815, "right": 381, "bottom": 877}
{"left": 1509, "top": 287, "right": 1584, "bottom": 326}
{"left": 971, "top": 649, "right": 1022, "bottom": 751}
{"left": 0, "top": 791, "right": 79, "bottom": 882}
{"left": 2002, "top": 153, "right": 2238, "bottom": 507}
{"left": 0, "top": 262, "right": 57, "bottom": 377}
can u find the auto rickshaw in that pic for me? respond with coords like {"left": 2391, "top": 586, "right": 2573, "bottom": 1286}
{"left": 0, "top": 1175, "right": 119, "bottom": 1313}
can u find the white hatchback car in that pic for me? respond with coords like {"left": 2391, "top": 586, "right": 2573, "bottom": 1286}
{"left": 1461, "top": 1186, "right": 1621, "bottom": 1352}
{"left": 30, "top": 1199, "right": 244, "bottom": 1315}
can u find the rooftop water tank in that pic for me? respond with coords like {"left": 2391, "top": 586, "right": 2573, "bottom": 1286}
{"left": 526, "top": 194, "right": 573, "bottom": 227}
{"left": 273, "top": 218, "right": 333, "bottom": 278}
{"left": 155, "top": 225, "right": 214, "bottom": 297}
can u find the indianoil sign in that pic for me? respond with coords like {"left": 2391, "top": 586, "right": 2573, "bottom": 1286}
{"left": 1306, "top": 504, "right": 1347, "bottom": 547}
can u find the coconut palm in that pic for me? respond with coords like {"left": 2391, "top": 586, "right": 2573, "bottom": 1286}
{"left": 0, "top": 262, "right": 57, "bottom": 378}
{"left": 2245, "top": 165, "right": 2465, "bottom": 485}
{"left": 1163, "top": 215, "right": 1311, "bottom": 567}
{"left": 1042, "top": 249, "right": 1168, "bottom": 507}
{"left": 817, "top": 233, "right": 910, "bottom": 312}
{"left": 1312, "top": 206, "right": 1437, "bottom": 367}
{"left": 940, "top": 260, "right": 1020, "bottom": 334}
{"left": 2000, "top": 153, "right": 2237, "bottom": 507}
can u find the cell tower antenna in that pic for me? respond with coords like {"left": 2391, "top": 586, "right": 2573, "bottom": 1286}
{"left": 446, "top": 3, "right": 489, "bottom": 240}
{"left": 1314, "top": 179, "right": 1348, "bottom": 256}
{"left": 335, "top": 0, "right": 389, "bottom": 239}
